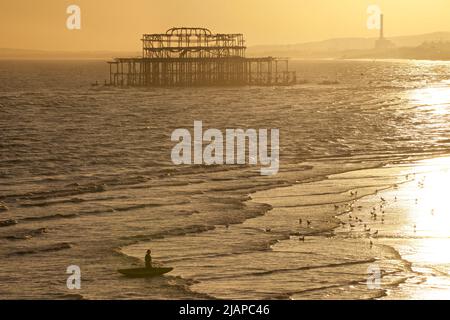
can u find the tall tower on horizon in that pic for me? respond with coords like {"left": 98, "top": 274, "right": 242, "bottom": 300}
{"left": 380, "top": 14, "right": 384, "bottom": 39}
{"left": 375, "top": 13, "right": 394, "bottom": 50}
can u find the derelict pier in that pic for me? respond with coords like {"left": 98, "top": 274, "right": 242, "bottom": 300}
{"left": 108, "top": 27, "right": 296, "bottom": 87}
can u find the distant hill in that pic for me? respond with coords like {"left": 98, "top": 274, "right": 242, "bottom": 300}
{"left": 247, "top": 32, "right": 450, "bottom": 59}
{"left": 3, "top": 31, "right": 450, "bottom": 60}
{"left": 0, "top": 48, "right": 140, "bottom": 60}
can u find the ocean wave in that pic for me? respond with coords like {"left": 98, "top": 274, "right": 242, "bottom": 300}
{"left": 2, "top": 227, "right": 49, "bottom": 241}
{"left": 120, "top": 225, "right": 216, "bottom": 243}
{"left": 9, "top": 242, "right": 73, "bottom": 256}
{"left": 196, "top": 258, "right": 378, "bottom": 282}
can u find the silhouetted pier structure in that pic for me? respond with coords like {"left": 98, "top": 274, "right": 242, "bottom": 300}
{"left": 108, "top": 27, "right": 296, "bottom": 87}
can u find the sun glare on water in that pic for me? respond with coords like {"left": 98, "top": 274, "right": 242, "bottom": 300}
{"left": 411, "top": 157, "right": 450, "bottom": 240}
{"left": 410, "top": 86, "right": 450, "bottom": 115}
{"left": 401, "top": 157, "right": 450, "bottom": 299}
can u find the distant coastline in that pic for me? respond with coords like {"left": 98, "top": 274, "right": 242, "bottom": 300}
{"left": 3, "top": 31, "right": 450, "bottom": 61}
{"left": 247, "top": 31, "right": 450, "bottom": 61}
{"left": 0, "top": 48, "right": 140, "bottom": 60}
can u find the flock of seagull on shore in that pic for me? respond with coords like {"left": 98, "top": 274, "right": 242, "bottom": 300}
{"left": 234, "top": 171, "right": 440, "bottom": 252}
{"left": 259, "top": 172, "right": 432, "bottom": 247}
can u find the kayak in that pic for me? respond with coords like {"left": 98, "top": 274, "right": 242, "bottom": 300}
{"left": 118, "top": 267, "right": 173, "bottom": 278}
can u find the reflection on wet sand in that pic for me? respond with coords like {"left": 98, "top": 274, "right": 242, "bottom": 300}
{"left": 347, "top": 156, "right": 450, "bottom": 299}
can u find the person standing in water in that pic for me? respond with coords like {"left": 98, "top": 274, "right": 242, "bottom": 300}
{"left": 145, "top": 249, "right": 152, "bottom": 269}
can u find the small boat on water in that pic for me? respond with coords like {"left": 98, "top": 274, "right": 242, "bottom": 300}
{"left": 118, "top": 267, "right": 173, "bottom": 278}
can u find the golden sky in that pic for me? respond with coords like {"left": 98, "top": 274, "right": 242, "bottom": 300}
{"left": 1, "top": 0, "right": 450, "bottom": 51}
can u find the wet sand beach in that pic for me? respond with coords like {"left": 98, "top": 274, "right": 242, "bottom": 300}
{"left": 123, "top": 156, "right": 450, "bottom": 299}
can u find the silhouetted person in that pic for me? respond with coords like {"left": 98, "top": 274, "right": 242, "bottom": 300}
{"left": 145, "top": 249, "right": 152, "bottom": 269}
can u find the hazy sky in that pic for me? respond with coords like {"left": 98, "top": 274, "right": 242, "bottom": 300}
{"left": 1, "top": 0, "right": 450, "bottom": 51}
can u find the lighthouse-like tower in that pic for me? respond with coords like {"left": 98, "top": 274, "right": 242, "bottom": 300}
{"left": 380, "top": 14, "right": 384, "bottom": 39}
{"left": 375, "top": 13, "right": 394, "bottom": 50}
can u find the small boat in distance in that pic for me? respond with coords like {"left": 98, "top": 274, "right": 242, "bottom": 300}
{"left": 118, "top": 267, "right": 173, "bottom": 278}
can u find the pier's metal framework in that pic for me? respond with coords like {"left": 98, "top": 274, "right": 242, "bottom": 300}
{"left": 108, "top": 27, "right": 296, "bottom": 87}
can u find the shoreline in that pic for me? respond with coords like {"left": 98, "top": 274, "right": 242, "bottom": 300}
{"left": 118, "top": 152, "right": 450, "bottom": 300}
